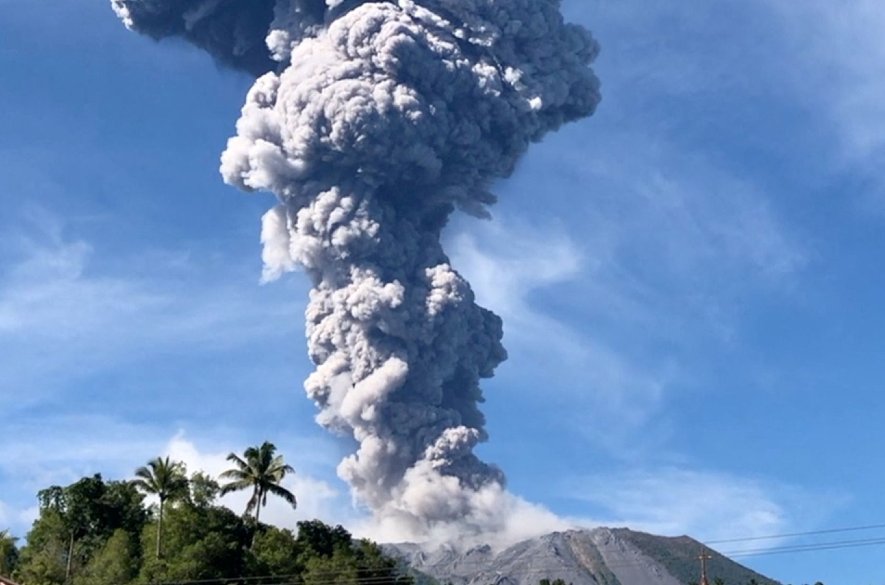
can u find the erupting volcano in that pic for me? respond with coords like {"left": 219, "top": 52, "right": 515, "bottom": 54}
{"left": 112, "top": 0, "right": 600, "bottom": 541}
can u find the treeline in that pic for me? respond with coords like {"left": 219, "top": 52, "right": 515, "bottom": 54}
{"left": 0, "top": 442, "right": 412, "bottom": 585}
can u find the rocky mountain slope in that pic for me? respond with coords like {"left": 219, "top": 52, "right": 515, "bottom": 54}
{"left": 386, "top": 528, "right": 779, "bottom": 585}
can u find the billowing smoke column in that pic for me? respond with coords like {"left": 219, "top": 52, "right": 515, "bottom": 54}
{"left": 112, "top": 0, "right": 600, "bottom": 539}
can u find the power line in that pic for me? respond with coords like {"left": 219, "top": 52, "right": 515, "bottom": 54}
{"left": 725, "top": 535, "right": 885, "bottom": 558}
{"left": 705, "top": 522, "right": 885, "bottom": 545}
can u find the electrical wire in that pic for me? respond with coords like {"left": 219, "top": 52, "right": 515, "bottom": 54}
{"left": 705, "top": 522, "right": 885, "bottom": 544}
{"left": 725, "top": 535, "right": 885, "bottom": 558}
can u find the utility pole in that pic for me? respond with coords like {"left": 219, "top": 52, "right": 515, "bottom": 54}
{"left": 698, "top": 549, "right": 713, "bottom": 585}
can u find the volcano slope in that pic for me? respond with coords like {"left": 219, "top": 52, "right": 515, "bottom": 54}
{"left": 387, "top": 528, "right": 780, "bottom": 585}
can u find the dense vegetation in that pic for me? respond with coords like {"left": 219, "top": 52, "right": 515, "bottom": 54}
{"left": 0, "top": 443, "right": 411, "bottom": 585}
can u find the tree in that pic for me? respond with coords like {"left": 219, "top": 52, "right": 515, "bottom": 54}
{"left": 296, "top": 523, "right": 411, "bottom": 585}
{"left": 0, "top": 530, "right": 18, "bottom": 576}
{"left": 219, "top": 442, "right": 297, "bottom": 527}
{"left": 188, "top": 472, "right": 220, "bottom": 509}
{"left": 249, "top": 526, "right": 303, "bottom": 577}
{"left": 132, "top": 456, "right": 188, "bottom": 560}
{"left": 295, "top": 520, "right": 351, "bottom": 558}
{"left": 37, "top": 478, "right": 101, "bottom": 582}
{"left": 138, "top": 500, "right": 250, "bottom": 583}
{"left": 72, "top": 529, "right": 138, "bottom": 585}
{"left": 349, "top": 539, "right": 413, "bottom": 585}
{"left": 17, "top": 505, "right": 74, "bottom": 585}
{"left": 27, "top": 475, "right": 144, "bottom": 584}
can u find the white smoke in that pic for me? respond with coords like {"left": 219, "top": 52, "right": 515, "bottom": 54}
{"left": 113, "top": 0, "right": 600, "bottom": 544}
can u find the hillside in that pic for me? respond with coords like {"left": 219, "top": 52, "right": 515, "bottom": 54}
{"left": 387, "top": 528, "right": 779, "bottom": 585}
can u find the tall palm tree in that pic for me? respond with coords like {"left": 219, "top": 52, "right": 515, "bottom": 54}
{"left": 132, "top": 456, "right": 188, "bottom": 560}
{"left": 219, "top": 441, "right": 297, "bottom": 526}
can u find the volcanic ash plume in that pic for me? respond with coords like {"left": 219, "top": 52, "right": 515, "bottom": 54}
{"left": 112, "top": 0, "right": 600, "bottom": 539}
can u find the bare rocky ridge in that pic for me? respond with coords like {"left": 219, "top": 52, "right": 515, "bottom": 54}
{"left": 385, "top": 528, "right": 780, "bottom": 585}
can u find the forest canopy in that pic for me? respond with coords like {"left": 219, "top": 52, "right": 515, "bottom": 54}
{"left": 1, "top": 447, "right": 412, "bottom": 585}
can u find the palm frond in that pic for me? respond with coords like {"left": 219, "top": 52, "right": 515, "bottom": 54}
{"left": 218, "top": 441, "right": 297, "bottom": 520}
{"left": 218, "top": 478, "right": 254, "bottom": 495}
{"left": 266, "top": 483, "right": 297, "bottom": 508}
{"left": 132, "top": 456, "right": 187, "bottom": 501}
{"left": 218, "top": 469, "right": 250, "bottom": 480}
{"left": 225, "top": 452, "right": 249, "bottom": 468}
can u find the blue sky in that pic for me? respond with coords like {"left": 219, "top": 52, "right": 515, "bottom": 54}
{"left": 3, "top": 0, "right": 885, "bottom": 583}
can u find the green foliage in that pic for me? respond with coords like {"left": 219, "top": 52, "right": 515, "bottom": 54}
{"left": 12, "top": 443, "right": 410, "bottom": 585}
{"left": 132, "top": 457, "right": 189, "bottom": 507}
{"left": 138, "top": 498, "right": 251, "bottom": 583}
{"left": 132, "top": 456, "right": 189, "bottom": 560}
{"left": 101, "top": 481, "right": 149, "bottom": 538}
{"left": 188, "top": 471, "right": 220, "bottom": 509}
{"left": 35, "top": 476, "right": 146, "bottom": 546}
{"left": 15, "top": 511, "right": 68, "bottom": 585}
{"left": 0, "top": 529, "right": 19, "bottom": 577}
{"left": 249, "top": 526, "right": 304, "bottom": 576}
{"left": 302, "top": 548, "right": 360, "bottom": 585}
{"left": 19, "top": 475, "right": 147, "bottom": 585}
{"left": 350, "top": 539, "right": 413, "bottom": 585}
{"left": 302, "top": 522, "right": 406, "bottom": 585}
{"left": 300, "top": 534, "right": 411, "bottom": 585}
{"left": 296, "top": 520, "right": 352, "bottom": 557}
{"left": 169, "top": 531, "right": 241, "bottom": 580}
{"left": 219, "top": 441, "right": 297, "bottom": 526}
{"left": 73, "top": 529, "right": 138, "bottom": 585}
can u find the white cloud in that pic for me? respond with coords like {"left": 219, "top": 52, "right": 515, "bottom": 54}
{"left": 766, "top": 0, "right": 885, "bottom": 164}
{"left": 737, "top": 0, "right": 885, "bottom": 213}
{"left": 0, "top": 210, "right": 331, "bottom": 538}
{"left": 0, "top": 415, "right": 167, "bottom": 537}
{"left": 448, "top": 139, "right": 805, "bottom": 449}
{"left": 0, "top": 416, "right": 161, "bottom": 479}
{"left": 0, "top": 501, "right": 32, "bottom": 538}
{"left": 449, "top": 217, "right": 668, "bottom": 450}
{"left": 448, "top": 219, "right": 583, "bottom": 323}
{"left": 0, "top": 209, "right": 304, "bottom": 409}
{"left": 0, "top": 422, "right": 353, "bottom": 538}
{"left": 565, "top": 467, "right": 843, "bottom": 554}
{"left": 448, "top": 218, "right": 585, "bottom": 360}
{"left": 574, "top": 137, "right": 803, "bottom": 298}
{"left": 163, "top": 434, "right": 353, "bottom": 530}
{"left": 479, "top": 139, "right": 806, "bottom": 351}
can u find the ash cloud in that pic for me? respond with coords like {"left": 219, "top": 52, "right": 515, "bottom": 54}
{"left": 113, "top": 0, "right": 600, "bottom": 542}
{"left": 110, "top": 0, "right": 280, "bottom": 75}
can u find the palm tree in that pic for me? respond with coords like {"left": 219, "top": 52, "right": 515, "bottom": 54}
{"left": 219, "top": 441, "right": 297, "bottom": 526}
{"left": 132, "top": 456, "right": 188, "bottom": 559}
